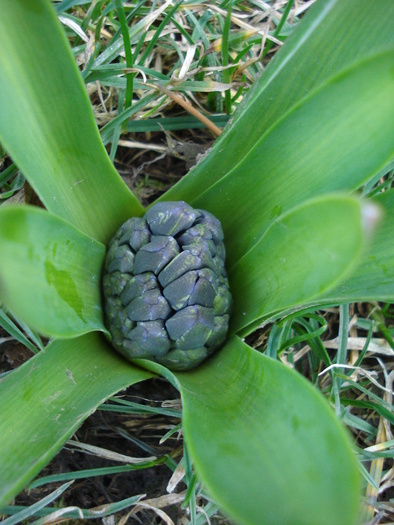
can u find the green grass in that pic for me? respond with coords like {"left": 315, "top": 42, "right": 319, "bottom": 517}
{"left": 0, "top": 1, "right": 393, "bottom": 523}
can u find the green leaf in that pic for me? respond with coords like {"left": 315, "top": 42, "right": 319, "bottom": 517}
{"left": 0, "top": 206, "right": 106, "bottom": 338}
{"left": 175, "top": 337, "right": 360, "bottom": 525}
{"left": 163, "top": 0, "right": 394, "bottom": 208}
{"left": 0, "top": 333, "right": 153, "bottom": 509}
{"left": 318, "top": 189, "right": 394, "bottom": 304}
{"left": 229, "top": 195, "right": 369, "bottom": 334}
{"left": 0, "top": 0, "right": 142, "bottom": 244}
{"left": 180, "top": 50, "right": 394, "bottom": 267}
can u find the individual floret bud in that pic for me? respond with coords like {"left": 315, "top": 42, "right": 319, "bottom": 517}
{"left": 134, "top": 236, "right": 179, "bottom": 274}
{"left": 166, "top": 305, "right": 215, "bottom": 350}
{"left": 103, "top": 271, "right": 129, "bottom": 296}
{"left": 107, "top": 245, "right": 135, "bottom": 274}
{"left": 181, "top": 240, "right": 216, "bottom": 272}
{"left": 196, "top": 210, "right": 224, "bottom": 243}
{"left": 158, "top": 250, "right": 202, "bottom": 287}
{"left": 177, "top": 223, "right": 213, "bottom": 245}
{"left": 118, "top": 217, "right": 151, "bottom": 251}
{"left": 102, "top": 201, "right": 232, "bottom": 370}
{"left": 160, "top": 346, "right": 210, "bottom": 371}
{"left": 163, "top": 268, "right": 217, "bottom": 311}
{"left": 213, "top": 281, "right": 232, "bottom": 316}
{"left": 206, "top": 315, "right": 229, "bottom": 348}
{"left": 126, "top": 289, "right": 171, "bottom": 321}
{"left": 163, "top": 271, "right": 200, "bottom": 311}
{"left": 120, "top": 272, "right": 157, "bottom": 306}
{"left": 145, "top": 201, "right": 198, "bottom": 236}
{"left": 123, "top": 321, "right": 171, "bottom": 358}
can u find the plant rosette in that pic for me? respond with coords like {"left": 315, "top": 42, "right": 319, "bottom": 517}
{"left": 0, "top": 1, "right": 393, "bottom": 524}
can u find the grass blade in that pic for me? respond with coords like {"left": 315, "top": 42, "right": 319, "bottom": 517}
{"left": 114, "top": 0, "right": 134, "bottom": 112}
{"left": 0, "top": 309, "right": 41, "bottom": 355}
{"left": 1, "top": 482, "right": 73, "bottom": 525}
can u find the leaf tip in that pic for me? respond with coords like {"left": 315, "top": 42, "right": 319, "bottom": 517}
{"left": 361, "top": 200, "right": 382, "bottom": 236}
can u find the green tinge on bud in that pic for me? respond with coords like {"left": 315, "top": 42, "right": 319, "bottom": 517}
{"left": 102, "top": 201, "right": 232, "bottom": 370}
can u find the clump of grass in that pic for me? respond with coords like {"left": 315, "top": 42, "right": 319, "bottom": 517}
{"left": 1, "top": 0, "right": 308, "bottom": 206}
{"left": 1, "top": 1, "right": 393, "bottom": 524}
{"left": 57, "top": 0, "right": 310, "bottom": 201}
{"left": 247, "top": 298, "right": 394, "bottom": 524}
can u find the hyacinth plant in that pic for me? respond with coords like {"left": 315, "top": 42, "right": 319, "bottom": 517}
{"left": 0, "top": 0, "right": 393, "bottom": 523}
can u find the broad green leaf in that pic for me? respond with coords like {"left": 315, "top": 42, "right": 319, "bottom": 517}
{"left": 318, "top": 189, "right": 394, "bottom": 304}
{"left": 180, "top": 50, "right": 393, "bottom": 268}
{"left": 0, "top": 333, "right": 153, "bottom": 509}
{"left": 0, "top": 206, "right": 106, "bottom": 338}
{"left": 0, "top": 0, "right": 143, "bottom": 244}
{"left": 163, "top": 0, "right": 394, "bottom": 206}
{"left": 176, "top": 337, "right": 360, "bottom": 525}
{"left": 229, "top": 195, "right": 371, "bottom": 333}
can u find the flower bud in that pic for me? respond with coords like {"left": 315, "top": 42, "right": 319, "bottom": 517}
{"left": 103, "top": 201, "right": 232, "bottom": 370}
